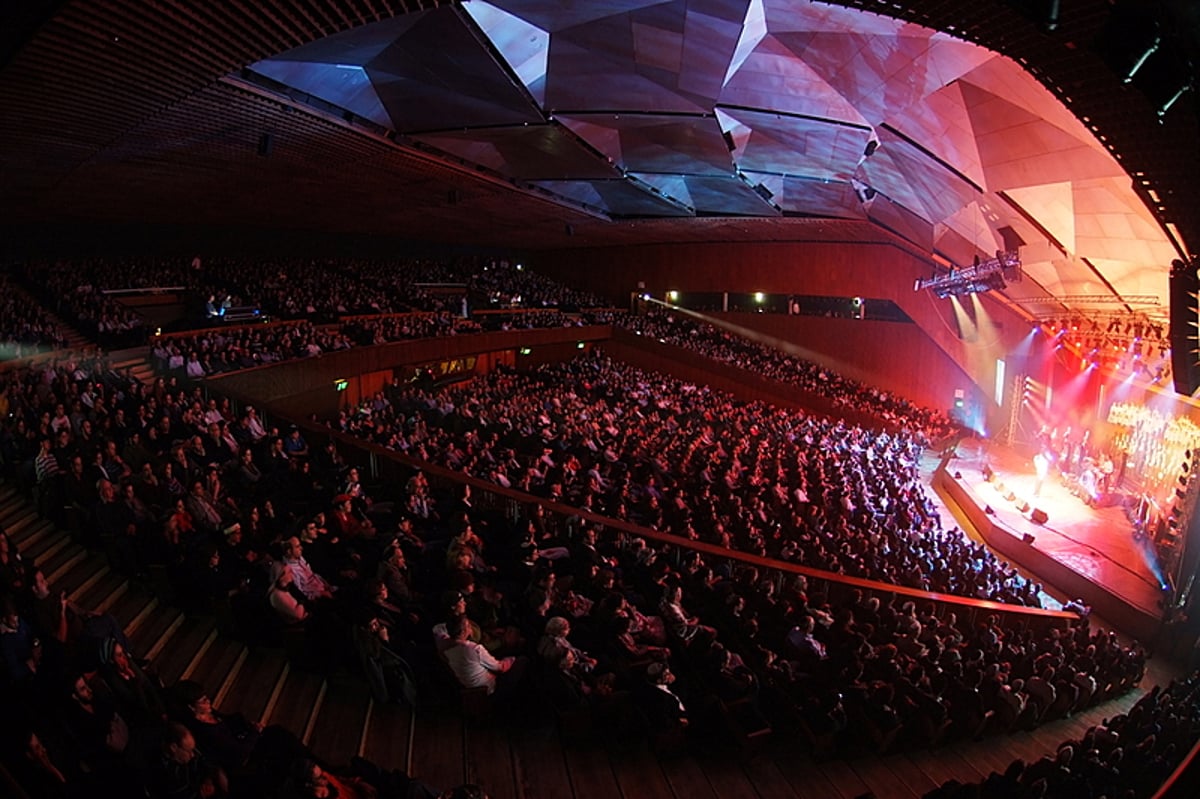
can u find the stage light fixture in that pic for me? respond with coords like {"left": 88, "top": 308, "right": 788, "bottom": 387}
{"left": 914, "top": 251, "right": 1022, "bottom": 299}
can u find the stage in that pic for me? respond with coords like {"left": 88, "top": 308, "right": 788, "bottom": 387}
{"left": 933, "top": 438, "right": 1167, "bottom": 635}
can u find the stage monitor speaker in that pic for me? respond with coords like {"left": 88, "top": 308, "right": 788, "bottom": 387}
{"left": 983, "top": 465, "right": 995, "bottom": 482}
{"left": 1017, "top": 501, "right": 1031, "bottom": 513}
{"left": 1170, "top": 259, "right": 1199, "bottom": 395}
{"left": 995, "top": 481, "right": 1006, "bottom": 495}
{"left": 1022, "top": 533, "right": 1036, "bottom": 544}
{"left": 1030, "top": 508, "right": 1049, "bottom": 525}
{"left": 1005, "top": 492, "right": 1017, "bottom": 502}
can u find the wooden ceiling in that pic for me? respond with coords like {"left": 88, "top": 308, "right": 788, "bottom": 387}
{"left": 0, "top": 0, "right": 1196, "bottom": 256}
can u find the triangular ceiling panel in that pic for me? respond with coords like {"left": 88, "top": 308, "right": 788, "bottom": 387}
{"left": 250, "top": 62, "right": 392, "bottom": 128}
{"left": 856, "top": 148, "right": 933, "bottom": 225}
{"left": 543, "top": 38, "right": 706, "bottom": 113}
{"left": 959, "top": 81, "right": 1125, "bottom": 189}
{"left": 938, "top": 201, "right": 1002, "bottom": 258}
{"left": 483, "top": 0, "right": 674, "bottom": 34}
{"left": 364, "top": 12, "right": 543, "bottom": 131}
{"left": 531, "top": 178, "right": 694, "bottom": 216}
{"left": 719, "top": 34, "right": 868, "bottom": 123}
{"left": 412, "top": 125, "right": 619, "bottom": 180}
{"left": 1004, "top": 182, "right": 1076, "bottom": 253}
{"left": 464, "top": 0, "right": 551, "bottom": 107}
{"left": 867, "top": 194, "right": 933, "bottom": 251}
{"left": 872, "top": 128, "right": 980, "bottom": 223}
{"left": 957, "top": 54, "right": 1103, "bottom": 147}
{"left": 267, "top": 14, "right": 423, "bottom": 65}
{"left": 635, "top": 172, "right": 780, "bottom": 215}
{"left": 883, "top": 80, "right": 986, "bottom": 190}
{"left": 556, "top": 114, "right": 732, "bottom": 175}
{"left": 758, "top": 174, "right": 865, "bottom": 218}
{"left": 719, "top": 106, "right": 870, "bottom": 180}
{"left": 725, "top": 0, "right": 767, "bottom": 84}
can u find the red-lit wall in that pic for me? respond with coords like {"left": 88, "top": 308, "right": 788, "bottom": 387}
{"left": 532, "top": 241, "right": 1032, "bottom": 424}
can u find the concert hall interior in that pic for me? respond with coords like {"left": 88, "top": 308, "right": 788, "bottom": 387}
{"left": 3, "top": 2, "right": 1200, "bottom": 799}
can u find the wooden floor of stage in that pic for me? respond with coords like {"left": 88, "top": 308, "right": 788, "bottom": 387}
{"left": 947, "top": 438, "right": 1165, "bottom": 620}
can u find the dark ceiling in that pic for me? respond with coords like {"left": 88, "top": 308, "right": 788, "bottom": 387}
{"left": 0, "top": 0, "right": 1196, "bottom": 290}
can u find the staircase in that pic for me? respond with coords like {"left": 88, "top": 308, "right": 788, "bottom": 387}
{"left": 0, "top": 481, "right": 408, "bottom": 780}
{"left": 109, "top": 346, "right": 156, "bottom": 385}
{"left": 7, "top": 282, "right": 92, "bottom": 354}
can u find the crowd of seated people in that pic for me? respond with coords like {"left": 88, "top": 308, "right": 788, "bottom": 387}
{"left": 332, "top": 353, "right": 1036, "bottom": 606}
{"left": 0, "top": 336, "right": 1172, "bottom": 799}
{"left": 465, "top": 260, "right": 609, "bottom": 311}
{"left": 18, "top": 262, "right": 152, "bottom": 349}
{"left": 621, "top": 309, "right": 956, "bottom": 438}
{"left": 151, "top": 323, "right": 354, "bottom": 378}
{"left": 924, "top": 670, "right": 1200, "bottom": 799}
{"left": 0, "top": 352, "right": 498, "bottom": 797}
{"left": 0, "top": 279, "right": 70, "bottom": 358}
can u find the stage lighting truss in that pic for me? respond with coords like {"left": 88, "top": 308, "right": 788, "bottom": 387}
{"left": 1036, "top": 308, "right": 1171, "bottom": 364}
{"left": 915, "top": 251, "right": 1022, "bottom": 299}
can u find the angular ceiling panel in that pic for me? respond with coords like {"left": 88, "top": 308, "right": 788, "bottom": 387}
{"left": 719, "top": 34, "right": 868, "bottom": 123}
{"left": 719, "top": 106, "right": 870, "bottom": 180}
{"left": 484, "top": 0, "right": 674, "bottom": 34}
{"left": 544, "top": 38, "right": 705, "bottom": 113}
{"left": 365, "top": 13, "right": 543, "bottom": 131}
{"left": 233, "top": 0, "right": 1173, "bottom": 314}
{"left": 531, "top": 178, "right": 694, "bottom": 216}
{"left": 939, "top": 201, "right": 1003, "bottom": 257}
{"left": 867, "top": 194, "right": 934, "bottom": 251}
{"left": 557, "top": 114, "right": 733, "bottom": 175}
{"left": 870, "top": 128, "right": 981, "bottom": 223}
{"left": 412, "top": 125, "right": 619, "bottom": 180}
{"left": 959, "top": 81, "right": 1124, "bottom": 189}
{"left": 884, "top": 80, "right": 986, "bottom": 190}
{"left": 1005, "top": 182, "right": 1076, "bottom": 252}
{"left": 636, "top": 173, "right": 780, "bottom": 215}
{"left": 465, "top": 0, "right": 551, "bottom": 106}
{"left": 758, "top": 174, "right": 865, "bottom": 218}
{"left": 250, "top": 61, "right": 392, "bottom": 128}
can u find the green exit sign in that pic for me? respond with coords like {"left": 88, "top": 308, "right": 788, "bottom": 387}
{"left": 334, "top": 379, "right": 349, "bottom": 392}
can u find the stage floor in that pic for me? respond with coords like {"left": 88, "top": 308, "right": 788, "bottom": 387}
{"left": 946, "top": 438, "right": 1165, "bottom": 621}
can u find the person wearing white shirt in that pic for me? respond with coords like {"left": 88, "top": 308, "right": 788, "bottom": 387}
{"left": 281, "top": 537, "right": 334, "bottom": 601}
{"left": 443, "top": 615, "right": 526, "bottom": 699}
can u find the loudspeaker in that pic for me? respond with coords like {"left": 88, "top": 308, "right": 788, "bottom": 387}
{"left": 1017, "top": 501, "right": 1031, "bottom": 513}
{"left": 1170, "top": 259, "right": 1199, "bottom": 395}
{"left": 983, "top": 465, "right": 995, "bottom": 482}
{"left": 1030, "top": 508, "right": 1049, "bottom": 525}
{"left": 995, "top": 481, "right": 1006, "bottom": 495}
{"left": 1022, "top": 533, "right": 1037, "bottom": 544}
{"left": 1005, "top": 492, "right": 1017, "bottom": 502}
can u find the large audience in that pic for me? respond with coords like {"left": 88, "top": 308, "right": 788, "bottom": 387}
{"left": 624, "top": 308, "right": 955, "bottom": 435}
{"left": 0, "top": 347, "right": 1162, "bottom": 799}
{"left": 332, "top": 353, "right": 1015, "bottom": 603}
{"left": 0, "top": 261, "right": 1196, "bottom": 799}
{"left": 0, "top": 278, "right": 70, "bottom": 359}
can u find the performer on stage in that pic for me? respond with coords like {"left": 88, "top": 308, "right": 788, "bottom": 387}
{"left": 1033, "top": 450, "right": 1051, "bottom": 497}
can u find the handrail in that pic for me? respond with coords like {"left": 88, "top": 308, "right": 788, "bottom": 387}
{"left": 154, "top": 317, "right": 320, "bottom": 342}
{"left": 1152, "top": 734, "right": 1200, "bottom": 799}
{"left": 101, "top": 285, "right": 186, "bottom": 295}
